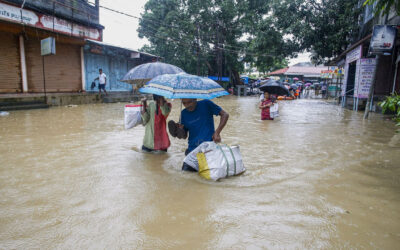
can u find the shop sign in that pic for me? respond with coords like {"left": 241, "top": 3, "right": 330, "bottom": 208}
{"left": 320, "top": 70, "right": 333, "bottom": 79}
{"left": 41, "top": 37, "right": 56, "bottom": 56}
{"left": 0, "top": 2, "right": 101, "bottom": 41}
{"left": 354, "top": 58, "right": 376, "bottom": 98}
{"left": 131, "top": 52, "right": 140, "bottom": 58}
{"left": 369, "top": 25, "right": 397, "bottom": 55}
{"left": 346, "top": 45, "right": 362, "bottom": 63}
{"left": 90, "top": 44, "right": 103, "bottom": 54}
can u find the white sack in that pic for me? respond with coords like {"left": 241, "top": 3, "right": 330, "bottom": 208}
{"left": 183, "top": 142, "right": 246, "bottom": 181}
{"left": 124, "top": 104, "right": 142, "bottom": 129}
{"left": 270, "top": 103, "right": 279, "bottom": 118}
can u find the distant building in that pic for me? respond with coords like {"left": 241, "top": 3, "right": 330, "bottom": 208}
{"left": 268, "top": 67, "right": 288, "bottom": 79}
{"left": 285, "top": 66, "right": 328, "bottom": 82}
{"left": 84, "top": 40, "right": 160, "bottom": 92}
{"left": 268, "top": 66, "right": 327, "bottom": 82}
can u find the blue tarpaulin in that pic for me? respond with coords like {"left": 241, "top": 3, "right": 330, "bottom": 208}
{"left": 208, "top": 76, "right": 230, "bottom": 82}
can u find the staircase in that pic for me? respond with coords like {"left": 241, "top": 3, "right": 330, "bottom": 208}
{"left": 0, "top": 96, "right": 49, "bottom": 111}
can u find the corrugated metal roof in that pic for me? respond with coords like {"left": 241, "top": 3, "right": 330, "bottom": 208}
{"left": 285, "top": 66, "right": 328, "bottom": 75}
{"left": 85, "top": 39, "right": 160, "bottom": 58}
{"left": 269, "top": 67, "right": 289, "bottom": 75}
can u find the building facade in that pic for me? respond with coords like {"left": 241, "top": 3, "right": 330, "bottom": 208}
{"left": 0, "top": 0, "right": 103, "bottom": 93}
{"left": 330, "top": 2, "right": 400, "bottom": 109}
{"left": 84, "top": 40, "right": 159, "bottom": 92}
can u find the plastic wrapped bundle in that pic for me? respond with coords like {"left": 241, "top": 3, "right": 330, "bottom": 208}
{"left": 183, "top": 142, "right": 245, "bottom": 181}
{"left": 124, "top": 104, "right": 143, "bottom": 129}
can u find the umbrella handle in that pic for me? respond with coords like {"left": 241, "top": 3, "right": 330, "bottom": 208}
{"left": 179, "top": 100, "right": 182, "bottom": 123}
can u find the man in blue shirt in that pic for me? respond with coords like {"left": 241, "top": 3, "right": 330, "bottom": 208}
{"left": 177, "top": 99, "right": 229, "bottom": 171}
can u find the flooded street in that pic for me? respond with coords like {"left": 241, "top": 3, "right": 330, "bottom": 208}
{"left": 1, "top": 96, "right": 400, "bottom": 249}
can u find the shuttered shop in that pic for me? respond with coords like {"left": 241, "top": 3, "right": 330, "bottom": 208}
{"left": 26, "top": 40, "right": 81, "bottom": 92}
{"left": 0, "top": 32, "right": 22, "bottom": 93}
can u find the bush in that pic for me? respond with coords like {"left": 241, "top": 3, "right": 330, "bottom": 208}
{"left": 380, "top": 93, "right": 400, "bottom": 127}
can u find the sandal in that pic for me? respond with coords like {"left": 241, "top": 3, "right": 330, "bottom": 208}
{"left": 168, "top": 120, "right": 178, "bottom": 137}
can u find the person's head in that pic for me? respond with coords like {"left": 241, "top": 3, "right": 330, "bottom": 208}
{"left": 153, "top": 94, "right": 164, "bottom": 104}
{"left": 182, "top": 98, "right": 197, "bottom": 112}
{"left": 263, "top": 91, "right": 270, "bottom": 100}
{"left": 99, "top": 68, "right": 103, "bottom": 74}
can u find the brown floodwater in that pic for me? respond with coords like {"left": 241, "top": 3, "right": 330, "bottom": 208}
{"left": 0, "top": 96, "right": 399, "bottom": 249}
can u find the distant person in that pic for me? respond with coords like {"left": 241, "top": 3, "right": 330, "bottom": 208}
{"left": 321, "top": 84, "right": 327, "bottom": 97}
{"left": 170, "top": 99, "right": 229, "bottom": 171}
{"left": 141, "top": 95, "right": 172, "bottom": 152}
{"left": 94, "top": 68, "right": 108, "bottom": 96}
{"left": 315, "top": 84, "right": 320, "bottom": 96}
{"left": 259, "top": 91, "right": 274, "bottom": 120}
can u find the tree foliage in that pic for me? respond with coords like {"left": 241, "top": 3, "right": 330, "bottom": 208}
{"left": 137, "top": 0, "right": 364, "bottom": 76}
{"left": 364, "top": 0, "right": 400, "bottom": 17}
{"left": 138, "top": 0, "right": 289, "bottom": 81}
{"left": 272, "top": 0, "right": 361, "bottom": 64}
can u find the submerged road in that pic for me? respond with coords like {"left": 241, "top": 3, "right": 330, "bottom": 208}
{"left": 1, "top": 96, "right": 399, "bottom": 249}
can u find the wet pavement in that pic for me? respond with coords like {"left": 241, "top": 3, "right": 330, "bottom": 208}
{"left": 0, "top": 96, "right": 399, "bottom": 249}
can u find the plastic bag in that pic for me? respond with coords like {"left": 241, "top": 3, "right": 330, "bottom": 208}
{"left": 270, "top": 103, "right": 279, "bottom": 118}
{"left": 183, "top": 142, "right": 246, "bottom": 181}
{"left": 124, "top": 104, "right": 142, "bottom": 129}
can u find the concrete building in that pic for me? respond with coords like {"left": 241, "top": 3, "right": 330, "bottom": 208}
{"left": 0, "top": 0, "right": 103, "bottom": 94}
{"left": 328, "top": 2, "right": 400, "bottom": 110}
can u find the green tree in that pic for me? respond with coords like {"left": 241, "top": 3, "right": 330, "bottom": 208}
{"left": 364, "top": 0, "right": 400, "bottom": 17}
{"left": 137, "top": 0, "right": 291, "bottom": 82}
{"left": 272, "top": 0, "right": 361, "bottom": 64}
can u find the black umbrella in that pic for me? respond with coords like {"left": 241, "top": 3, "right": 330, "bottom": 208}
{"left": 258, "top": 80, "right": 290, "bottom": 96}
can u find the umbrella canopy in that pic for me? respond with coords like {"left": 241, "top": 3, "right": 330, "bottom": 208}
{"left": 305, "top": 82, "right": 312, "bottom": 87}
{"left": 122, "top": 62, "right": 185, "bottom": 87}
{"left": 290, "top": 84, "right": 298, "bottom": 89}
{"left": 139, "top": 73, "right": 229, "bottom": 99}
{"left": 258, "top": 80, "right": 290, "bottom": 96}
{"left": 293, "top": 77, "right": 299, "bottom": 81}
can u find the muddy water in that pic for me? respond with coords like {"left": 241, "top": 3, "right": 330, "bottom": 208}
{"left": 0, "top": 97, "right": 399, "bottom": 249}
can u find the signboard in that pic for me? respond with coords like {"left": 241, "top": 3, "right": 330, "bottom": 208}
{"left": 354, "top": 58, "right": 376, "bottom": 98}
{"left": 346, "top": 45, "right": 362, "bottom": 63}
{"left": 130, "top": 52, "right": 140, "bottom": 58}
{"left": 0, "top": 2, "right": 101, "bottom": 41}
{"left": 90, "top": 44, "right": 103, "bottom": 54}
{"left": 320, "top": 70, "right": 333, "bottom": 79}
{"left": 369, "top": 25, "right": 397, "bottom": 55}
{"left": 341, "top": 63, "right": 350, "bottom": 96}
{"left": 41, "top": 37, "right": 56, "bottom": 56}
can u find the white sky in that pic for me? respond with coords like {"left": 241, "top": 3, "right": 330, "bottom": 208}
{"left": 97, "top": 0, "right": 310, "bottom": 64}
{"left": 98, "top": 0, "right": 149, "bottom": 50}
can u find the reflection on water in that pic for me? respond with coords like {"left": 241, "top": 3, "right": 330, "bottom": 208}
{"left": 0, "top": 97, "right": 399, "bottom": 249}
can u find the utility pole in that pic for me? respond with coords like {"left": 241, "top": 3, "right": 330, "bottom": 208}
{"left": 196, "top": 23, "right": 200, "bottom": 76}
{"left": 216, "top": 18, "right": 224, "bottom": 82}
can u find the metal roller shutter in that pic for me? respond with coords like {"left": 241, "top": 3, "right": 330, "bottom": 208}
{"left": 0, "top": 32, "right": 22, "bottom": 93}
{"left": 26, "top": 39, "right": 81, "bottom": 92}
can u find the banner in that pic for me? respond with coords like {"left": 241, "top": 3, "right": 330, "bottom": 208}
{"left": 369, "top": 25, "right": 397, "bottom": 55}
{"left": 354, "top": 58, "right": 376, "bottom": 98}
{"left": 0, "top": 2, "right": 101, "bottom": 41}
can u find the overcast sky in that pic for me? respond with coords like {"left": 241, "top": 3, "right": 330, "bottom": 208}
{"left": 97, "top": 0, "right": 309, "bottom": 66}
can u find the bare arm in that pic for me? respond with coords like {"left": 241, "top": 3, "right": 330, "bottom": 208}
{"left": 259, "top": 102, "right": 272, "bottom": 109}
{"left": 212, "top": 109, "right": 229, "bottom": 143}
